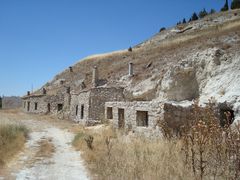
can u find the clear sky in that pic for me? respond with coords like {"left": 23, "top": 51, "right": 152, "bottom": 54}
{"left": 0, "top": 0, "right": 227, "bottom": 96}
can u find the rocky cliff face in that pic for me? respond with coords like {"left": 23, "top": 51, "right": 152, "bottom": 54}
{"left": 32, "top": 10, "right": 240, "bottom": 123}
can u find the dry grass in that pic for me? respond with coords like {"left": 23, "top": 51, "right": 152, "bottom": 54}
{"left": 0, "top": 124, "right": 29, "bottom": 167}
{"left": 72, "top": 127, "right": 193, "bottom": 180}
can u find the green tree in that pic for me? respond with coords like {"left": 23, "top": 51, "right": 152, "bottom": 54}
{"left": 182, "top": 18, "right": 186, "bottom": 24}
{"left": 191, "top": 12, "right": 199, "bottom": 21}
{"left": 221, "top": 0, "right": 229, "bottom": 11}
{"left": 231, "top": 0, "right": 240, "bottom": 9}
{"left": 199, "top": 8, "right": 208, "bottom": 18}
{"left": 209, "top": 9, "right": 216, "bottom": 14}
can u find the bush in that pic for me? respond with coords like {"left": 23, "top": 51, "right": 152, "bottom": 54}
{"left": 209, "top": 8, "right": 216, "bottom": 14}
{"left": 0, "top": 124, "right": 29, "bottom": 166}
{"left": 231, "top": 0, "right": 240, "bottom": 9}
{"left": 198, "top": 8, "right": 208, "bottom": 18}
{"left": 191, "top": 12, "right": 199, "bottom": 21}
{"left": 159, "top": 27, "right": 166, "bottom": 32}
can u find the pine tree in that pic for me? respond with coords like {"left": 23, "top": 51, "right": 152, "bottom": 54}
{"left": 0, "top": 96, "right": 2, "bottom": 109}
{"left": 182, "top": 18, "right": 186, "bottom": 24}
{"left": 231, "top": 0, "right": 240, "bottom": 9}
{"left": 210, "top": 9, "right": 216, "bottom": 14}
{"left": 191, "top": 12, "right": 199, "bottom": 21}
{"left": 199, "top": 8, "right": 208, "bottom": 18}
{"left": 221, "top": 0, "right": 229, "bottom": 11}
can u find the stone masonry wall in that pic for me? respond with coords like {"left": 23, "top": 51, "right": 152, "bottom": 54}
{"left": 105, "top": 101, "right": 162, "bottom": 131}
{"left": 70, "top": 91, "right": 90, "bottom": 124}
{"left": 89, "top": 87, "right": 125, "bottom": 122}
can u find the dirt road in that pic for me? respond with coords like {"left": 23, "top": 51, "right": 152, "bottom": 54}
{"left": 0, "top": 111, "right": 89, "bottom": 180}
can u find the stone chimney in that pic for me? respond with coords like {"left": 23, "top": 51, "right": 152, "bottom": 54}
{"left": 27, "top": 91, "right": 30, "bottom": 96}
{"left": 92, "top": 66, "right": 98, "bottom": 88}
{"left": 42, "top": 88, "right": 47, "bottom": 95}
{"left": 69, "top": 66, "right": 73, "bottom": 72}
{"left": 129, "top": 62, "right": 133, "bottom": 76}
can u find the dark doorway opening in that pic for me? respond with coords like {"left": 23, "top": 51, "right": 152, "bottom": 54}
{"left": 107, "top": 107, "right": 113, "bottom": 119}
{"left": 220, "top": 108, "right": 235, "bottom": 127}
{"left": 27, "top": 102, "right": 30, "bottom": 111}
{"left": 118, "top": 108, "right": 125, "bottom": 128}
{"left": 76, "top": 105, "right": 78, "bottom": 116}
{"left": 47, "top": 103, "right": 51, "bottom": 113}
{"left": 34, "top": 102, "right": 38, "bottom": 110}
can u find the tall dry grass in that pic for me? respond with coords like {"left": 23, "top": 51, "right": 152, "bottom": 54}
{"left": 73, "top": 100, "right": 240, "bottom": 180}
{"left": 72, "top": 127, "right": 193, "bottom": 180}
{"left": 0, "top": 124, "right": 29, "bottom": 166}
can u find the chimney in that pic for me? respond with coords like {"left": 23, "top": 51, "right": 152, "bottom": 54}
{"left": 92, "top": 66, "right": 98, "bottom": 88}
{"left": 42, "top": 88, "right": 47, "bottom": 95}
{"left": 129, "top": 62, "right": 133, "bottom": 76}
{"left": 69, "top": 66, "right": 73, "bottom": 72}
{"left": 27, "top": 91, "right": 30, "bottom": 96}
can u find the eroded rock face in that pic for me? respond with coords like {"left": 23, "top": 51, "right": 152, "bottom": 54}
{"left": 159, "top": 63, "right": 199, "bottom": 101}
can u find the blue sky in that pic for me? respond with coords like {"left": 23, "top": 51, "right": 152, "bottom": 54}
{"left": 0, "top": 0, "right": 226, "bottom": 96}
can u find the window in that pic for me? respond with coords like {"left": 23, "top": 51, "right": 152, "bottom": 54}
{"left": 58, "top": 104, "right": 63, "bottom": 111}
{"left": 107, "top": 107, "right": 113, "bottom": 119}
{"left": 81, "top": 105, "right": 84, "bottom": 119}
{"left": 24, "top": 101, "right": 26, "bottom": 108}
{"left": 76, "top": 105, "right": 78, "bottom": 116}
{"left": 136, "top": 111, "right": 149, "bottom": 127}
{"left": 34, "top": 102, "right": 38, "bottom": 110}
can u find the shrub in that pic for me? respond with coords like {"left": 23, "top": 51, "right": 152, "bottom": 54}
{"left": 0, "top": 124, "right": 29, "bottom": 166}
{"left": 199, "top": 8, "right": 208, "bottom": 18}
{"left": 191, "top": 12, "right": 199, "bottom": 21}
{"left": 159, "top": 27, "right": 166, "bottom": 32}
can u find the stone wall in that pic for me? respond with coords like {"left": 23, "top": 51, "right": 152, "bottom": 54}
{"left": 22, "top": 93, "right": 65, "bottom": 114}
{"left": 105, "top": 101, "right": 162, "bottom": 134}
{"left": 70, "top": 87, "right": 125, "bottom": 125}
{"left": 70, "top": 90, "right": 90, "bottom": 124}
{"left": 105, "top": 100, "right": 194, "bottom": 137}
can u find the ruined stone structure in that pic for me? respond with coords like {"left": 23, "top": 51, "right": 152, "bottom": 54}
{"left": 105, "top": 101, "right": 193, "bottom": 136}
{"left": 70, "top": 87, "right": 125, "bottom": 125}
{"left": 22, "top": 88, "right": 69, "bottom": 115}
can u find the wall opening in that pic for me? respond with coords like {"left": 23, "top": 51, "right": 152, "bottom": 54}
{"left": 27, "top": 102, "right": 30, "bottom": 111}
{"left": 107, "top": 107, "right": 113, "bottom": 119}
{"left": 81, "top": 104, "right": 84, "bottom": 119}
{"left": 76, "top": 105, "right": 78, "bottom": 116}
{"left": 34, "top": 102, "right": 38, "bottom": 110}
{"left": 24, "top": 101, "right": 26, "bottom": 108}
{"left": 136, "top": 111, "right": 149, "bottom": 127}
{"left": 47, "top": 103, "right": 51, "bottom": 113}
{"left": 118, "top": 108, "right": 125, "bottom": 128}
{"left": 58, "top": 104, "right": 63, "bottom": 111}
{"left": 219, "top": 108, "right": 235, "bottom": 127}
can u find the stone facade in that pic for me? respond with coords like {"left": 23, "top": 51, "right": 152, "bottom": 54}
{"left": 105, "top": 101, "right": 194, "bottom": 136}
{"left": 22, "top": 92, "right": 66, "bottom": 115}
{"left": 70, "top": 87, "right": 125, "bottom": 125}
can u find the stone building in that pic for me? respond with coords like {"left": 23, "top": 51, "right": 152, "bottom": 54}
{"left": 70, "top": 87, "right": 125, "bottom": 125}
{"left": 22, "top": 88, "right": 70, "bottom": 115}
{"left": 105, "top": 101, "right": 194, "bottom": 136}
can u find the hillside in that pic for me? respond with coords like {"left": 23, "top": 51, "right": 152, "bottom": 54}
{"left": 32, "top": 9, "right": 240, "bottom": 122}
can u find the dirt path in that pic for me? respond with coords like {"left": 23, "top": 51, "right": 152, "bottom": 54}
{"left": 0, "top": 116, "right": 89, "bottom": 180}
